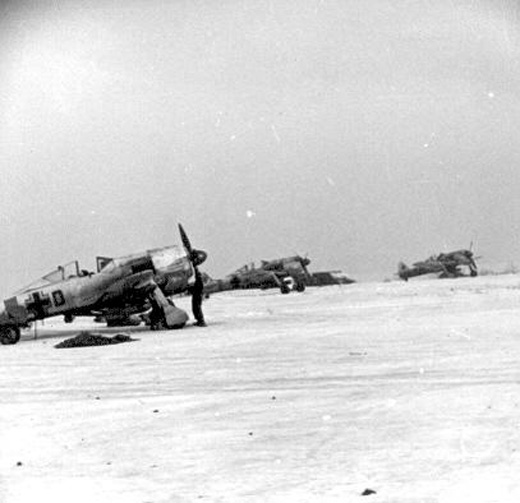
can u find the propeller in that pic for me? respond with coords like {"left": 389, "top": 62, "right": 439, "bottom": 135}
{"left": 295, "top": 252, "right": 311, "bottom": 276}
{"left": 179, "top": 223, "right": 207, "bottom": 267}
{"left": 178, "top": 223, "right": 207, "bottom": 326}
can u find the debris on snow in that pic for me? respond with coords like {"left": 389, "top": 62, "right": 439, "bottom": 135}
{"left": 55, "top": 331, "right": 137, "bottom": 348}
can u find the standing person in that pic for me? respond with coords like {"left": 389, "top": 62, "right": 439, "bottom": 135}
{"left": 192, "top": 266, "right": 206, "bottom": 326}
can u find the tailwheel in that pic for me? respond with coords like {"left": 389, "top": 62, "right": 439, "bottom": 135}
{"left": 0, "top": 326, "right": 21, "bottom": 345}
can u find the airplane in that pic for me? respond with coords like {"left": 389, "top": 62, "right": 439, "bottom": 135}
{"left": 260, "top": 255, "right": 312, "bottom": 291}
{"left": 398, "top": 249, "right": 478, "bottom": 281}
{"left": 203, "top": 255, "right": 313, "bottom": 294}
{"left": 0, "top": 224, "right": 207, "bottom": 345}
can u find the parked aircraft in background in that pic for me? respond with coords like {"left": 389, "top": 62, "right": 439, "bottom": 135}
{"left": 202, "top": 255, "right": 312, "bottom": 295}
{"left": 398, "top": 249, "right": 478, "bottom": 281}
{"left": 0, "top": 224, "right": 206, "bottom": 345}
{"left": 259, "top": 255, "right": 312, "bottom": 291}
{"left": 202, "top": 255, "right": 354, "bottom": 294}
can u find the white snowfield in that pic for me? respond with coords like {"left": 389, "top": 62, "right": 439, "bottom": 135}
{"left": 1, "top": 275, "right": 520, "bottom": 503}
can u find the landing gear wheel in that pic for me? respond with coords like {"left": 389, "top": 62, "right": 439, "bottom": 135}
{"left": 295, "top": 283, "right": 306, "bottom": 292}
{"left": 0, "top": 326, "right": 21, "bottom": 345}
{"left": 151, "top": 320, "right": 166, "bottom": 331}
{"left": 149, "top": 311, "right": 166, "bottom": 331}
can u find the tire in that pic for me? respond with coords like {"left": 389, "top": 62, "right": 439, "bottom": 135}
{"left": 0, "top": 326, "right": 21, "bottom": 345}
{"left": 150, "top": 318, "right": 166, "bottom": 331}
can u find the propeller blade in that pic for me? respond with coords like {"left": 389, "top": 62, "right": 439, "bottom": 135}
{"left": 178, "top": 223, "right": 193, "bottom": 256}
{"left": 178, "top": 223, "right": 207, "bottom": 266}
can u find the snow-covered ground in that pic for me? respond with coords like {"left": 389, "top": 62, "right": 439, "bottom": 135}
{"left": 1, "top": 275, "right": 520, "bottom": 503}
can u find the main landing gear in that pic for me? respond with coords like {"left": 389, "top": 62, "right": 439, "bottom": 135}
{"left": 148, "top": 285, "right": 189, "bottom": 331}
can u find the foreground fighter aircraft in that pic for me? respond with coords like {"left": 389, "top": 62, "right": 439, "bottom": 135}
{"left": 0, "top": 224, "right": 206, "bottom": 345}
{"left": 398, "top": 249, "right": 478, "bottom": 281}
{"left": 203, "top": 255, "right": 312, "bottom": 294}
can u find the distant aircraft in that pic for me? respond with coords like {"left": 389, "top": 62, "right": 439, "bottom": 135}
{"left": 258, "top": 255, "right": 312, "bottom": 292}
{"left": 398, "top": 249, "right": 478, "bottom": 281}
{"left": 0, "top": 224, "right": 207, "bottom": 345}
{"left": 204, "top": 255, "right": 312, "bottom": 294}
{"left": 203, "top": 255, "right": 355, "bottom": 294}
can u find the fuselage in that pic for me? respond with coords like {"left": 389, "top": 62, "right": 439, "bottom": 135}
{"left": 0, "top": 245, "right": 202, "bottom": 328}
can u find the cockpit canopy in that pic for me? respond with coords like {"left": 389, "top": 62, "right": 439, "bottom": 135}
{"left": 42, "top": 261, "right": 82, "bottom": 282}
{"left": 15, "top": 260, "right": 91, "bottom": 294}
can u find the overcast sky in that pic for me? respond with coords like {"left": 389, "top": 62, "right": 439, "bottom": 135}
{"left": 1, "top": 0, "right": 520, "bottom": 296}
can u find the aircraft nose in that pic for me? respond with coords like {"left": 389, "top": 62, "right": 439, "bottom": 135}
{"left": 192, "top": 249, "right": 207, "bottom": 267}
